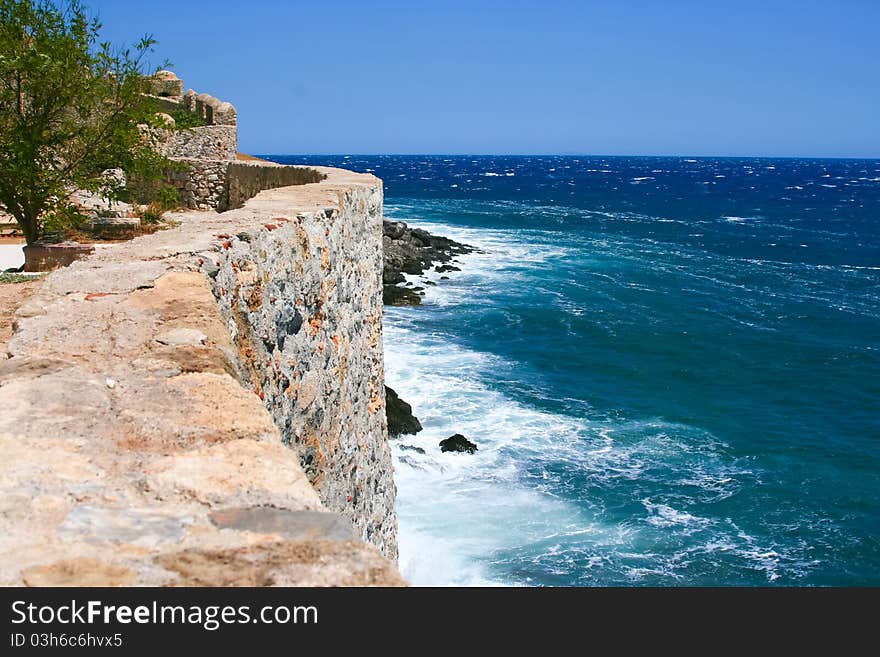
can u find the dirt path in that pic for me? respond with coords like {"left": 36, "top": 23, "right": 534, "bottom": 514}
{"left": 0, "top": 278, "right": 40, "bottom": 357}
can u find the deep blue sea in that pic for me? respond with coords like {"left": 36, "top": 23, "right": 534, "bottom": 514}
{"left": 269, "top": 154, "right": 880, "bottom": 586}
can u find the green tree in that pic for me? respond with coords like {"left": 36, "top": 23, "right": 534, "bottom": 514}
{"left": 0, "top": 0, "right": 166, "bottom": 244}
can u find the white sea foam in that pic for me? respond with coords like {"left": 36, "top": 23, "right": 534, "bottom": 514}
{"left": 642, "top": 500, "right": 710, "bottom": 529}
{"left": 384, "top": 212, "right": 815, "bottom": 586}
{"left": 385, "top": 319, "right": 591, "bottom": 585}
{"left": 384, "top": 220, "right": 603, "bottom": 584}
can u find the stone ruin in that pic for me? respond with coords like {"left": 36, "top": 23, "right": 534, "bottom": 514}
{"left": 147, "top": 71, "right": 324, "bottom": 213}
{"left": 7, "top": 71, "right": 323, "bottom": 272}
{"left": 146, "top": 71, "right": 239, "bottom": 210}
{"left": 147, "top": 70, "right": 237, "bottom": 127}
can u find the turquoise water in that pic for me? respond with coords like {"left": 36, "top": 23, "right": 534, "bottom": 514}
{"left": 270, "top": 155, "right": 880, "bottom": 586}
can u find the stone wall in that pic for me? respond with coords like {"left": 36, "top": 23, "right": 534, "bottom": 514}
{"left": 148, "top": 71, "right": 237, "bottom": 127}
{"left": 0, "top": 168, "right": 401, "bottom": 584}
{"left": 147, "top": 72, "right": 323, "bottom": 214}
{"left": 168, "top": 159, "right": 230, "bottom": 211}
{"left": 163, "top": 125, "right": 238, "bottom": 161}
{"left": 166, "top": 160, "right": 326, "bottom": 213}
{"left": 210, "top": 173, "right": 396, "bottom": 557}
{"left": 146, "top": 70, "right": 242, "bottom": 212}
{"left": 184, "top": 90, "right": 237, "bottom": 126}
{"left": 226, "top": 161, "right": 326, "bottom": 210}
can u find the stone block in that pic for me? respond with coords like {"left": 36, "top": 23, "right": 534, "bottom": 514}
{"left": 84, "top": 216, "right": 141, "bottom": 240}
{"left": 23, "top": 242, "right": 95, "bottom": 272}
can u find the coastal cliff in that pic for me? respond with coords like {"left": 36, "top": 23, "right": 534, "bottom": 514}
{"left": 0, "top": 167, "right": 402, "bottom": 585}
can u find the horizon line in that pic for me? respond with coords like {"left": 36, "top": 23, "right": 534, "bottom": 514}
{"left": 252, "top": 152, "right": 880, "bottom": 161}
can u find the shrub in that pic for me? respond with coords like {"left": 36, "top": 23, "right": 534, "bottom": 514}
{"left": 168, "top": 107, "right": 208, "bottom": 130}
{"left": 41, "top": 204, "right": 89, "bottom": 236}
{"left": 137, "top": 202, "right": 164, "bottom": 225}
{"left": 0, "top": 0, "right": 168, "bottom": 244}
{"left": 156, "top": 185, "right": 181, "bottom": 211}
{"left": 0, "top": 272, "right": 38, "bottom": 283}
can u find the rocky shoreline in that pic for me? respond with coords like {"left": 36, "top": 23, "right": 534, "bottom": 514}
{"left": 382, "top": 219, "right": 478, "bottom": 454}
{"left": 382, "top": 219, "right": 474, "bottom": 306}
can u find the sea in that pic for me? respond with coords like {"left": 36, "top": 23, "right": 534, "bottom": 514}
{"left": 267, "top": 154, "right": 880, "bottom": 586}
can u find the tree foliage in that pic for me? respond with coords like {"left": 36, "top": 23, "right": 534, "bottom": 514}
{"left": 0, "top": 0, "right": 166, "bottom": 243}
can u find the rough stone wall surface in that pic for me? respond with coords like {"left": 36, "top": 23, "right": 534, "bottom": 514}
{"left": 163, "top": 125, "right": 237, "bottom": 161}
{"left": 210, "top": 174, "right": 396, "bottom": 558}
{"left": 0, "top": 168, "right": 400, "bottom": 585}
{"left": 226, "top": 161, "right": 325, "bottom": 211}
{"left": 168, "top": 160, "right": 326, "bottom": 213}
{"left": 150, "top": 75, "right": 239, "bottom": 211}
{"left": 168, "top": 159, "right": 231, "bottom": 210}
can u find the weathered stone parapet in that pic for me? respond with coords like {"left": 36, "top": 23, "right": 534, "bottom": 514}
{"left": 149, "top": 70, "right": 184, "bottom": 99}
{"left": 163, "top": 125, "right": 238, "bottom": 161}
{"left": 182, "top": 88, "right": 236, "bottom": 127}
{"left": 151, "top": 71, "right": 238, "bottom": 127}
{"left": 0, "top": 168, "right": 401, "bottom": 585}
{"left": 167, "top": 160, "right": 325, "bottom": 213}
{"left": 147, "top": 72, "right": 241, "bottom": 207}
{"left": 214, "top": 101, "right": 237, "bottom": 126}
{"left": 226, "top": 161, "right": 326, "bottom": 210}
{"left": 210, "top": 172, "right": 396, "bottom": 557}
{"left": 184, "top": 88, "right": 197, "bottom": 111}
{"left": 168, "top": 159, "right": 231, "bottom": 211}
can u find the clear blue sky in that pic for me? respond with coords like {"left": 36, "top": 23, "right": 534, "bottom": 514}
{"left": 88, "top": 0, "right": 879, "bottom": 157}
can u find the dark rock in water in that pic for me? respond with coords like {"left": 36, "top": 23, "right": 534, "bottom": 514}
{"left": 423, "top": 280, "right": 436, "bottom": 286}
{"left": 385, "top": 385, "right": 423, "bottom": 437}
{"left": 439, "top": 433, "right": 477, "bottom": 454}
{"left": 399, "top": 444, "right": 426, "bottom": 454}
{"left": 382, "top": 219, "right": 475, "bottom": 305}
{"left": 383, "top": 285, "right": 422, "bottom": 306}
{"left": 440, "top": 276, "right": 450, "bottom": 280}
{"left": 435, "top": 264, "right": 461, "bottom": 273}
{"left": 386, "top": 270, "right": 405, "bottom": 285}
{"left": 401, "top": 260, "right": 425, "bottom": 275}
{"left": 384, "top": 220, "right": 408, "bottom": 240}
